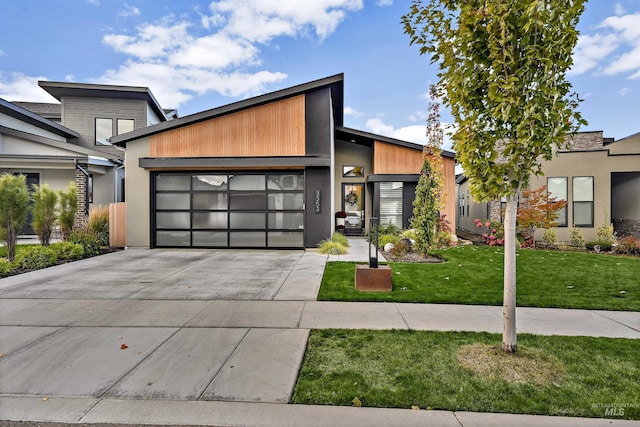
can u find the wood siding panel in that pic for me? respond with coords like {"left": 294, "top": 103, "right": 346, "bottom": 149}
{"left": 150, "top": 96, "right": 305, "bottom": 157}
{"left": 442, "top": 156, "right": 456, "bottom": 230}
{"left": 109, "top": 202, "right": 126, "bottom": 247}
{"left": 373, "top": 141, "right": 424, "bottom": 174}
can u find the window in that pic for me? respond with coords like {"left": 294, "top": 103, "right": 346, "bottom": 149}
{"left": 547, "top": 177, "right": 567, "bottom": 226}
{"left": 573, "top": 176, "right": 594, "bottom": 227}
{"left": 466, "top": 190, "right": 470, "bottom": 217}
{"left": 88, "top": 174, "right": 94, "bottom": 203}
{"left": 117, "top": 119, "right": 135, "bottom": 135}
{"left": 95, "top": 118, "right": 112, "bottom": 145}
{"left": 379, "top": 182, "right": 403, "bottom": 228}
{"left": 343, "top": 165, "right": 364, "bottom": 177}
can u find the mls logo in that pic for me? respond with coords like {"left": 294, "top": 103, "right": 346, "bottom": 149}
{"left": 605, "top": 407, "right": 624, "bottom": 417}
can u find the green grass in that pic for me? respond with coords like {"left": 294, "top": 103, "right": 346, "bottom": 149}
{"left": 0, "top": 243, "right": 39, "bottom": 258}
{"left": 292, "top": 329, "right": 640, "bottom": 420}
{"left": 317, "top": 246, "right": 640, "bottom": 311}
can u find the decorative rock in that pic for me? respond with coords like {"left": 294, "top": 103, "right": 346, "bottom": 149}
{"left": 384, "top": 243, "right": 395, "bottom": 252}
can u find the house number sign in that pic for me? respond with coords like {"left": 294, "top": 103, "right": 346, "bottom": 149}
{"left": 314, "top": 190, "right": 321, "bottom": 214}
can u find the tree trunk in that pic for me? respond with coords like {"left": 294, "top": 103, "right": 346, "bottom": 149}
{"left": 502, "top": 197, "right": 518, "bottom": 353}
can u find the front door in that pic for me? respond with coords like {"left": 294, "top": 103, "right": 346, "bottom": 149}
{"left": 342, "top": 183, "right": 364, "bottom": 235}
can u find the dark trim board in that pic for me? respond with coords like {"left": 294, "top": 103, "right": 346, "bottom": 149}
{"left": 139, "top": 156, "right": 331, "bottom": 169}
{"left": 367, "top": 174, "right": 421, "bottom": 183}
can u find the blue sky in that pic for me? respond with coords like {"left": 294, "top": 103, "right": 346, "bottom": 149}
{"left": 1, "top": 0, "right": 639, "bottom": 149}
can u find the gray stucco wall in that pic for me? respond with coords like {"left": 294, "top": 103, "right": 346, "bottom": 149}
{"left": 124, "top": 138, "right": 151, "bottom": 247}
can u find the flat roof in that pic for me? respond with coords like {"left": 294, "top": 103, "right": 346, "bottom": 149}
{"left": 39, "top": 81, "right": 168, "bottom": 122}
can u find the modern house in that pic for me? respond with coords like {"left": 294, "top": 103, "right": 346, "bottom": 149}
{"left": 112, "top": 74, "right": 456, "bottom": 249}
{"left": 1, "top": 81, "right": 173, "bottom": 232}
{"left": 456, "top": 130, "right": 640, "bottom": 242}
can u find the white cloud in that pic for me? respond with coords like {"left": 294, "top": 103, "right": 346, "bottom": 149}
{"left": 86, "top": 0, "right": 99, "bottom": 5}
{"left": 617, "top": 87, "right": 631, "bottom": 95}
{"left": 97, "top": 1, "right": 363, "bottom": 108}
{"left": 0, "top": 50, "right": 6, "bottom": 57}
{"left": 365, "top": 117, "right": 455, "bottom": 152}
{"left": 571, "top": 12, "right": 640, "bottom": 79}
{"left": 344, "top": 106, "right": 364, "bottom": 118}
{"left": 376, "top": 0, "right": 393, "bottom": 6}
{"left": 0, "top": 72, "right": 58, "bottom": 102}
{"left": 614, "top": 3, "right": 626, "bottom": 16}
{"left": 408, "top": 110, "right": 427, "bottom": 122}
{"left": 119, "top": 3, "right": 141, "bottom": 18}
{"left": 569, "top": 34, "right": 618, "bottom": 75}
{"left": 65, "top": 74, "right": 75, "bottom": 81}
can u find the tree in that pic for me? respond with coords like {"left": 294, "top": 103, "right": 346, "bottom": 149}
{"left": 32, "top": 184, "right": 58, "bottom": 246}
{"left": 58, "top": 182, "right": 78, "bottom": 240}
{"left": 403, "top": 0, "right": 586, "bottom": 352}
{"left": 0, "top": 173, "right": 31, "bottom": 261}
{"left": 517, "top": 185, "right": 567, "bottom": 247}
{"left": 411, "top": 85, "right": 445, "bottom": 254}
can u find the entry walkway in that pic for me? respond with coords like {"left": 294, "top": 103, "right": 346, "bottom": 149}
{"left": 1, "top": 238, "right": 639, "bottom": 426}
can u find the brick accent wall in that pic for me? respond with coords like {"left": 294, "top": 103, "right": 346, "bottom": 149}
{"left": 75, "top": 164, "right": 89, "bottom": 227}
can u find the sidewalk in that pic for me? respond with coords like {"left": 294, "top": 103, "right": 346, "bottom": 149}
{"left": 1, "top": 238, "right": 639, "bottom": 426}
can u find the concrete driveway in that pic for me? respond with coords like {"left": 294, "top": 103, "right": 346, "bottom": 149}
{"left": 0, "top": 248, "right": 314, "bottom": 301}
{"left": 0, "top": 248, "right": 327, "bottom": 412}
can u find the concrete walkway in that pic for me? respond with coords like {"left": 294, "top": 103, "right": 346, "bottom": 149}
{"left": 1, "top": 238, "right": 639, "bottom": 426}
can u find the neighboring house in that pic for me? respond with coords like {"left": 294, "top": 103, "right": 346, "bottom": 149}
{"left": 1, "top": 81, "right": 173, "bottom": 234}
{"left": 456, "top": 130, "right": 640, "bottom": 242}
{"left": 112, "top": 74, "right": 456, "bottom": 249}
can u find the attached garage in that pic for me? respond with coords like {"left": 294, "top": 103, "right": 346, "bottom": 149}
{"left": 153, "top": 172, "right": 305, "bottom": 248}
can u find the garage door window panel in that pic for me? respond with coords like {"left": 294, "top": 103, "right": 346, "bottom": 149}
{"left": 193, "top": 175, "right": 227, "bottom": 191}
{"left": 269, "top": 231, "right": 303, "bottom": 247}
{"left": 156, "top": 231, "right": 190, "bottom": 246}
{"left": 156, "top": 193, "right": 190, "bottom": 210}
{"left": 157, "top": 175, "right": 190, "bottom": 191}
{"left": 156, "top": 212, "right": 190, "bottom": 229}
{"left": 192, "top": 231, "right": 227, "bottom": 247}
{"left": 230, "top": 232, "right": 266, "bottom": 247}
{"left": 192, "top": 212, "right": 228, "bottom": 229}
{"left": 192, "top": 193, "right": 227, "bottom": 210}
{"left": 230, "top": 193, "right": 267, "bottom": 210}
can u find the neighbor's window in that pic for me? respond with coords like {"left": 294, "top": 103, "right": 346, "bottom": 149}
{"left": 117, "top": 118, "right": 135, "bottom": 135}
{"left": 379, "top": 182, "right": 403, "bottom": 228}
{"left": 95, "top": 118, "right": 113, "bottom": 145}
{"left": 573, "top": 176, "right": 594, "bottom": 227}
{"left": 343, "top": 165, "right": 364, "bottom": 177}
{"left": 547, "top": 177, "right": 567, "bottom": 226}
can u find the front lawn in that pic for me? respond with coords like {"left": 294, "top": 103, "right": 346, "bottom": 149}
{"left": 317, "top": 246, "right": 640, "bottom": 311}
{"left": 292, "top": 329, "right": 640, "bottom": 420}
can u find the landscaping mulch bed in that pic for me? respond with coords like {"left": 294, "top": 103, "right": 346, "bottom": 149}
{"left": 380, "top": 250, "right": 444, "bottom": 263}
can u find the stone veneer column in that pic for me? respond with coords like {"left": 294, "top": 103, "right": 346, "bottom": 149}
{"left": 74, "top": 163, "right": 89, "bottom": 228}
{"left": 487, "top": 200, "right": 502, "bottom": 222}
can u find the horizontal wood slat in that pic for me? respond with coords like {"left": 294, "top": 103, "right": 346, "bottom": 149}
{"left": 150, "top": 95, "right": 305, "bottom": 157}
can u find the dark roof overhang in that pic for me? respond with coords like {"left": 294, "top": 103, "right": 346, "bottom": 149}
{"left": 336, "top": 126, "right": 455, "bottom": 159}
{"left": 112, "top": 74, "right": 345, "bottom": 147}
{"left": 367, "top": 174, "right": 421, "bottom": 183}
{"left": 39, "top": 80, "right": 168, "bottom": 122}
{"left": 0, "top": 98, "right": 79, "bottom": 138}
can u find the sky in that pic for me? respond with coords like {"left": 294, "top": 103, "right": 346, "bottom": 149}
{"left": 1, "top": 0, "right": 639, "bottom": 152}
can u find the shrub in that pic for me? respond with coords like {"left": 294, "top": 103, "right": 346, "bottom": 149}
{"left": 0, "top": 258, "right": 13, "bottom": 278}
{"left": 378, "top": 233, "right": 400, "bottom": 250}
{"left": 377, "top": 223, "right": 401, "bottom": 236}
{"left": 435, "top": 231, "right": 455, "bottom": 248}
{"left": 58, "top": 182, "right": 78, "bottom": 240}
{"left": 596, "top": 211, "right": 616, "bottom": 245}
{"left": 51, "top": 242, "right": 85, "bottom": 261}
{"left": 391, "top": 240, "right": 410, "bottom": 257}
{"left": 0, "top": 173, "right": 31, "bottom": 262}
{"left": 88, "top": 205, "right": 109, "bottom": 246}
{"left": 318, "top": 239, "right": 348, "bottom": 255}
{"left": 474, "top": 219, "right": 504, "bottom": 246}
{"left": 569, "top": 226, "right": 585, "bottom": 248}
{"left": 331, "top": 232, "right": 350, "bottom": 247}
{"left": 614, "top": 236, "right": 640, "bottom": 256}
{"left": 586, "top": 241, "right": 613, "bottom": 252}
{"left": 31, "top": 184, "right": 58, "bottom": 246}
{"left": 542, "top": 228, "right": 557, "bottom": 247}
{"left": 68, "top": 230, "right": 101, "bottom": 257}
{"left": 13, "top": 246, "right": 58, "bottom": 270}
{"left": 400, "top": 229, "right": 417, "bottom": 241}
